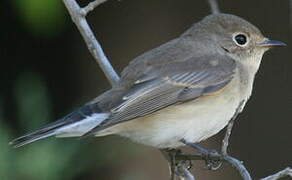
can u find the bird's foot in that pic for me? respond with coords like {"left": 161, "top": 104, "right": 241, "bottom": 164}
{"left": 160, "top": 148, "right": 193, "bottom": 180}
{"left": 181, "top": 139, "right": 223, "bottom": 171}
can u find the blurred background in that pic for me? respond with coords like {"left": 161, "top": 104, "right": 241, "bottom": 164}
{"left": 1, "top": 0, "right": 291, "bottom": 179}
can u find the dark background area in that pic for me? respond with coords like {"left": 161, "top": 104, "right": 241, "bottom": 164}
{"left": 0, "top": 0, "right": 291, "bottom": 179}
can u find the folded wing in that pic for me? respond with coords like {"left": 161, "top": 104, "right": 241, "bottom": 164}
{"left": 84, "top": 54, "right": 236, "bottom": 135}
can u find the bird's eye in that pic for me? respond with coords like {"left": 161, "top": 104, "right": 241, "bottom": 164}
{"left": 233, "top": 34, "right": 248, "bottom": 46}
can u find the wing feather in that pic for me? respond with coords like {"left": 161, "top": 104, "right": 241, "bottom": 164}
{"left": 83, "top": 55, "right": 236, "bottom": 136}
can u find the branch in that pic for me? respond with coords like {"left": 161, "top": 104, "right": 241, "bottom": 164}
{"left": 176, "top": 152, "right": 252, "bottom": 180}
{"left": 207, "top": 0, "right": 220, "bottom": 14}
{"left": 62, "top": 0, "right": 120, "bottom": 86}
{"left": 177, "top": 142, "right": 252, "bottom": 180}
{"left": 64, "top": 0, "right": 222, "bottom": 87}
{"left": 222, "top": 100, "right": 245, "bottom": 154}
{"left": 177, "top": 163, "right": 196, "bottom": 180}
{"left": 259, "top": 167, "right": 292, "bottom": 180}
{"left": 223, "top": 155, "right": 252, "bottom": 180}
{"left": 81, "top": 0, "right": 108, "bottom": 15}
{"left": 176, "top": 151, "right": 291, "bottom": 180}
{"left": 221, "top": 115, "right": 235, "bottom": 154}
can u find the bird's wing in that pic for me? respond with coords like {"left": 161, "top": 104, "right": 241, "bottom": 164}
{"left": 84, "top": 53, "right": 236, "bottom": 136}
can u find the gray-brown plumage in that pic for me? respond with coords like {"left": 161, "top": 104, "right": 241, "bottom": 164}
{"left": 10, "top": 13, "right": 285, "bottom": 148}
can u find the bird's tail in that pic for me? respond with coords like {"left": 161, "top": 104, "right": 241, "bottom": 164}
{"left": 10, "top": 104, "right": 109, "bottom": 148}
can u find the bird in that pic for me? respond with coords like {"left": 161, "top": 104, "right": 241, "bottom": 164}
{"left": 10, "top": 13, "right": 285, "bottom": 149}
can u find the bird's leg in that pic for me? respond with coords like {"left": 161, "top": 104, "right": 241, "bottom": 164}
{"left": 181, "top": 140, "right": 222, "bottom": 170}
{"left": 161, "top": 148, "right": 179, "bottom": 180}
{"left": 160, "top": 149, "right": 193, "bottom": 180}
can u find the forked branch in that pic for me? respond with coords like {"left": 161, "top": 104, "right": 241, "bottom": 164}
{"left": 175, "top": 150, "right": 291, "bottom": 180}
{"left": 62, "top": 0, "right": 120, "bottom": 86}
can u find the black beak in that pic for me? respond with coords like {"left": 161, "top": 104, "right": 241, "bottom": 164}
{"left": 259, "top": 39, "right": 286, "bottom": 48}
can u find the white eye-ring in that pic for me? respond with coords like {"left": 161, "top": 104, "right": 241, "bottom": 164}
{"left": 232, "top": 33, "right": 249, "bottom": 47}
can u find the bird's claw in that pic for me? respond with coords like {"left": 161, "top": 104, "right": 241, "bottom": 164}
{"left": 200, "top": 149, "right": 222, "bottom": 170}
{"left": 180, "top": 140, "right": 223, "bottom": 171}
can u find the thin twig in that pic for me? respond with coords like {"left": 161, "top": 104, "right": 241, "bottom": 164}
{"left": 207, "top": 0, "right": 220, "bottom": 14}
{"left": 176, "top": 145, "right": 292, "bottom": 180}
{"left": 222, "top": 100, "right": 245, "bottom": 155}
{"left": 62, "top": 0, "right": 120, "bottom": 86}
{"left": 222, "top": 155, "right": 252, "bottom": 180}
{"left": 177, "top": 151, "right": 252, "bottom": 180}
{"left": 176, "top": 152, "right": 291, "bottom": 180}
{"left": 181, "top": 140, "right": 252, "bottom": 180}
{"left": 177, "top": 163, "right": 196, "bottom": 180}
{"left": 81, "top": 0, "right": 108, "bottom": 15}
{"left": 221, "top": 118, "right": 235, "bottom": 155}
{"left": 259, "top": 167, "right": 292, "bottom": 180}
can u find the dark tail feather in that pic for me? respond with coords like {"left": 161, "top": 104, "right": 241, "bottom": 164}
{"left": 9, "top": 130, "right": 56, "bottom": 148}
{"left": 10, "top": 104, "right": 104, "bottom": 148}
{"left": 9, "top": 117, "right": 71, "bottom": 148}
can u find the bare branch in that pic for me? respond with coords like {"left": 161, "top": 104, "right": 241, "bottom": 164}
{"left": 176, "top": 151, "right": 291, "bottom": 180}
{"left": 222, "top": 101, "right": 245, "bottom": 154}
{"left": 207, "top": 0, "right": 220, "bottom": 14}
{"left": 81, "top": 0, "right": 108, "bottom": 15}
{"left": 259, "top": 167, "right": 292, "bottom": 180}
{"left": 221, "top": 117, "right": 235, "bottom": 154}
{"left": 222, "top": 155, "right": 252, "bottom": 180}
{"left": 177, "top": 151, "right": 252, "bottom": 180}
{"left": 63, "top": 0, "right": 120, "bottom": 86}
{"left": 179, "top": 140, "right": 252, "bottom": 180}
{"left": 177, "top": 163, "right": 196, "bottom": 180}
